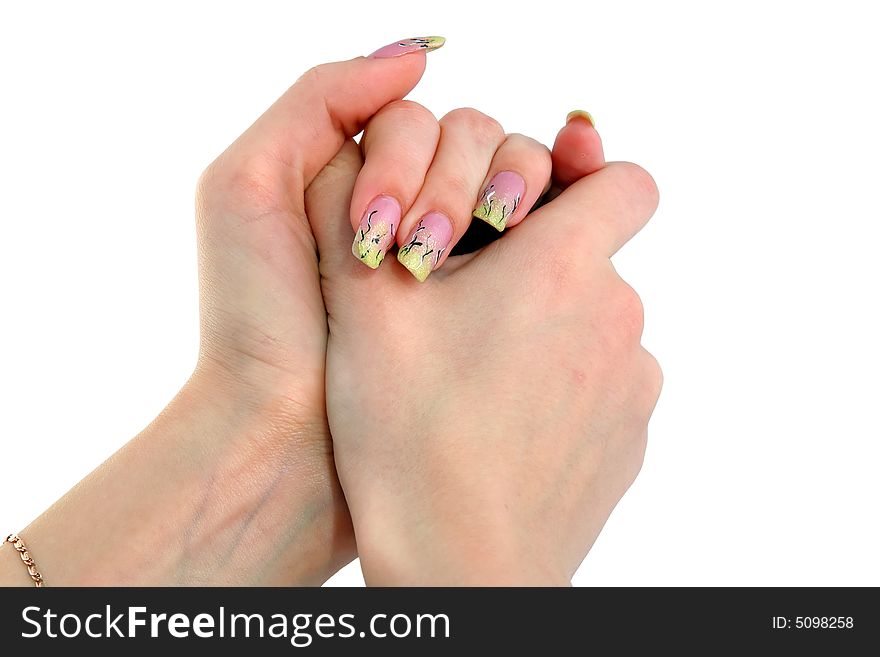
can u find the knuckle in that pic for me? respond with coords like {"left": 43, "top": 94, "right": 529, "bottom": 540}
{"left": 507, "top": 132, "right": 553, "bottom": 170}
{"left": 649, "top": 352, "right": 664, "bottom": 391}
{"left": 364, "top": 101, "right": 438, "bottom": 151}
{"left": 434, "top": 171, "right": 475, "bottom": 200}
{"left": 625, "top": 434, "right": 649, "bottom": 488}
{"left": 641, "top": 350, "right": 664, "bottom": 404}
{"left": 595, "top": 279, "right": 644, "bottom": 353}
{"left": 607, "top": 281, "right": 645, "bottom": 342}
{"left": 441, "top": 107, "right": 505, "bottom": 144}
{"left": 381, "top": 99, "right": 436, "bottom": 126}
{"left": 196, "top": 150, "right": 281, "bottom": 219}
{"left": 507, "top": 132, "right": 551, "bottom": 155}
{"left": 612, "top": 161, "right": 660, "bottom": 217}
{"left": 296, "top": 64, "right": 326, "bottom": 88}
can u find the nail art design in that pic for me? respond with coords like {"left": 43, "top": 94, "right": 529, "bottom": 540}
{"left": 397, "top": 211, "right": 454, "bottom": 282}
{"left": 566, "top": 110, "right": 595, "bottom": 127}
{"left": 472, "top": 171, "right": 525, "bottom": 231}
{"left": 352, "top": 196, "right": 400, "bottom": 269}
{"left": 370, "top": 36, "right": 446, "bottom": 59}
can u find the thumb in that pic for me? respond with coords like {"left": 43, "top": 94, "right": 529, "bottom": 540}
{"left": 238, "top": 37, "right": 445, "bottom": 190}
{"left": 546, "top": 110, "right": 604, "bottom": 199}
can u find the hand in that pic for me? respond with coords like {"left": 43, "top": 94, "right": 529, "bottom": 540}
{"left": 309, "top": 109, "right": 660, "bottom": 585}
{"left": 187, "top": 44, "right": 441, "bottom": 580}
{"left": 0, "top": 38, "right": 445, "bottom": 586}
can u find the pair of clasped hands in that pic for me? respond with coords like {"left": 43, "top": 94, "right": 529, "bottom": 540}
{"left": 4, "top": 38, "right": 661, "bottom": 587}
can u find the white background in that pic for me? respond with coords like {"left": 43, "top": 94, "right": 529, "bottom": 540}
{"left": 1, "top": 1, "right": 878, "bottom": 586}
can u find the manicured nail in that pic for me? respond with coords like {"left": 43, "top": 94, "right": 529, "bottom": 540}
{"left": 397, "top": 211, "right": 453, "bottom": 282}
{"left": 352, "top": 196, "right": 400, "bottom": 269}
{"left": 370, "top": 36, "right": 446, "bottom": 59}
{"left": 566, "top": 110, "right": 595, "bottom": 127}
{"left": 472, "top": 171, "right": 525, "bottom": 232}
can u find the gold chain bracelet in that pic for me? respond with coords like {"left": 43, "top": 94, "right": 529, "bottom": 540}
{"left": 4, "top": 534, "right": 44, "bottom": 587}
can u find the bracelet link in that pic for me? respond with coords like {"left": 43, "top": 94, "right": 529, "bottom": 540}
{"left": 4, "top": 533, "right": 44, "bottom": 587}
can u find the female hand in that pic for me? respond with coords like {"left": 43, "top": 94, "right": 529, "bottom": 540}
{"left": 309, "top": 108, "right": 660, "bottom": 585}
{"left": 0, "top": 38, "right": 445, "bottom": 586}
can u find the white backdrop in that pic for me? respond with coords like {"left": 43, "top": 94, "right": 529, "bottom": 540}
{"left": 1, "top": 1, "right": 878, "bottom": 586}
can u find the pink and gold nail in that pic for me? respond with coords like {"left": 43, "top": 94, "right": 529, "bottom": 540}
{"left": 352, "top": 196, "right": 400, "bottom": 269}
{"left": 396, "top": 211, "right": 453, "bottom": 282}
{"left": 370, "top": 37, "right": 446, "bottom": 59}
{"left": 472, "top": 171, "right": 525, "bottom": 231}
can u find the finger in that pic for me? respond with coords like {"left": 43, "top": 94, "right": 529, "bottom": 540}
{"left": 471, "top": 134, "right": 551, "bottom": 232}
{"left": 551, "top": 111, "right": 605, "bottom": 189}
{"left": 305, "top": 140, "right": 365, "bottom": 276}
{"left": 396, "top": 108, "right": 506, "bottom": 282}
{"left": 521, "top": 161, "right": 659, "bottom": 257}
{"left": 349, "top": 101, "right": 440, "bottom": 269}
{"left": 234, "top": 36, "right": 445, "bottom": 194}
{"left": 529, "top": 111, "right": 603, "bottom": 213}
{"left": 536, "top": 111, "right": 605, "bottom": 209}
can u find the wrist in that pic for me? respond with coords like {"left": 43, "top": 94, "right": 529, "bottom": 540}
{"left": 13, "top": 370, "right": 353, "bottom": 586}
{"left": 354, "top": 507, "right": 569, "bottom": 586}
{"left": 182, "top": 369, "right": 357, "bottom": 585}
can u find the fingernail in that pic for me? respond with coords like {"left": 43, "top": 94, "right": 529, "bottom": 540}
{"left": 472, "top": 171, "right": 525, "bottom": 232}
{"left": 397, "top": 211, "right": 453, "bottom": 282}
{"left": 370, "top": 36, "right": 446, "bottom": 59}
{"left": 352, "top": 195, "right": 401, "bottom": 269}
{"left": 566, "top": 110, "right": 595, "bottom": 127}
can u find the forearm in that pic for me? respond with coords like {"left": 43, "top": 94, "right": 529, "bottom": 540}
{"left": 0, "top": 373, "right": 353, "bottom": 586}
